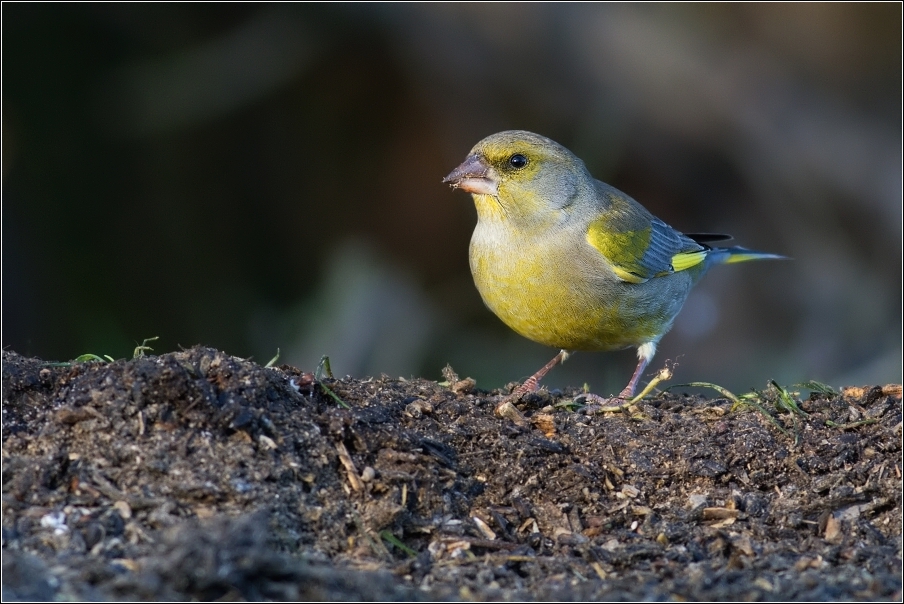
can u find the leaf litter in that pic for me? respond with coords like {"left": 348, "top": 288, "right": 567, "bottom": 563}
{"left": 2, "top": 347, "right": 901, "bottom": 600}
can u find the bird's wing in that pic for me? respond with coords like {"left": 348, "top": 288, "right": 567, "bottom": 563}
{"left": 585, "top": 192, "right": 707, "bottom": 284}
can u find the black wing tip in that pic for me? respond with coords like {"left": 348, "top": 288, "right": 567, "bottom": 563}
{"left": 686, "top": 233, "right": 734, "bottom": 244}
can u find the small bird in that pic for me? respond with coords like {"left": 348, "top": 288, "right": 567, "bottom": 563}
{"left": 443, "top": 130, "right": 783, "bottom": 411}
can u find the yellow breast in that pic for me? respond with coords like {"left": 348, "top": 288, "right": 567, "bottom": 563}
{"left": 468, "top": 213, "right": 682, "bottom": 352}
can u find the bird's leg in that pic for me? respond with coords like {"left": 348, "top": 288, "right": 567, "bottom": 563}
{"left": 618, "top": 353, "right": 651, "bottom": 399}
{"left": 579, "top": 342, "right": 657, "bottom": 413}
{"left": 507, "top": 349, "right": 570, "bottom": 400}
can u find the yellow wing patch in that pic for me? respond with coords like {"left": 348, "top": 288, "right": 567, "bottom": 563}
{"left": 610, "top": 266, "right": 647, "bottom": 284}
{"left": 586, "top": 202, "right": 708, "bottom": 282}
{"left": 586, "top": 215, "right": 653, "bottom": 283}
{"left": 670, "top": 250, "right": 707, "bottom": 272}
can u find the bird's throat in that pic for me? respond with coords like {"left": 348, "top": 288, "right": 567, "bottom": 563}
{"left": 472, "top": 193, "right": 507, "bottom": 223}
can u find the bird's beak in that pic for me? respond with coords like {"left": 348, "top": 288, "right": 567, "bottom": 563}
{"left": 443, "top": 154, "right": 498, "bottom": 196}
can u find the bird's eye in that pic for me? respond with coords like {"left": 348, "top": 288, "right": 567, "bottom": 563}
{"left": 508, "top": 153, "right": 528, "bottom": 169}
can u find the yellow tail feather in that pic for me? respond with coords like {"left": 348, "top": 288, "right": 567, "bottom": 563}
{"left": 715, "top": 247, "right": 787, "bottom": 264}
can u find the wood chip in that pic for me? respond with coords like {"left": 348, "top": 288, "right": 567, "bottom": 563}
{"left": 824, "top": 514, "right": 842, "bottom": 542}
{"left": 531, "top": 413, "right": 556, "bottom": 437}
{"left": 56, "top": 406, "right": 104, "bottom": 425}
{"left": 472, "top": 516, "right": 496, "bottom": 540}
{"left": 335, "top": 441, "right": 363, "bottom": 492}
{"left": 591, "top": 561, "right": 607, "bottom": 580}
{"left": 730, "top": 534, "right": 754, "bottom": 556}
{"left": 451, "top": 378, "right": 476, "bottom": 394}
{"left": 517, "top": 518, "right": 536, "bottom": 533}
{"left": 113, "top": 500, "right": 132, "bottom": 520}
{"left": 621, "top": 484, "right": 640, "bottom": 498}
{"left": 795, "top": 555, "right": 824, "bottom": 571}
{"left": 111, "top": 558, "right": 140, "bottom": 572}
{"left": 495, "top": 400, "right": 528, "bottom": 426}
{"left": 702, "top": 507, "right": 739, "bottom": 520}
{"left": 882, "top": 384, "right": 902, "bottom": 398}
{"left": 194, "top": 506, "right": 215, "bottom": 519}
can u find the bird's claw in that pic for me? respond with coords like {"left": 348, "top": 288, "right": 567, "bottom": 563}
{"left": 575, "top": 393, "right": 633, "bottom": 414}
{"left": 507, "top": 377, "right": 540, "bottom": 401}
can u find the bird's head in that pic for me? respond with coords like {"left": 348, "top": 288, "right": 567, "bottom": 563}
{"left": 443, "top": 130, "right": 590, "bottom": 225}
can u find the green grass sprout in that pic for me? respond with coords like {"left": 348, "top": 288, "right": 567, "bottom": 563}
{"left": 132, "top": 336, "right": 159, "bottom": 359}
{"left": 312, "top": 355, "right": 348, "bottom": 408}
{"left": 825, "top": 418, "right": 879, "bottom": 430}
{"left": 73, "top": 353, "right": 116, "bottom": 363}
{"left": 666, "top": 381, "right": 741, "bottom": 405}
{"left": 264, "top": 348, "right": 280, "bottom": 368}
{"left": 795, "top": 380, "right": 839, "bottom": 398}
{"left": 631, "top": 365, "right": 674, "bottom": 402}
{"left": 318, "top": 382, "right": 350, "bottom": 409}
{"left": 667, "top": 381, "right": 794, "bottom": 438}
{"left": 769, "top": 380, "right": 808, "bottom": 417}
{"left": 352, "top": 513, "right": 391, "bottom": 560}
{"left": 316, "top": 355, "right": 334, "bottom": 380}
{"left": 380, "top": 530, "right": 417, "bottom": 557}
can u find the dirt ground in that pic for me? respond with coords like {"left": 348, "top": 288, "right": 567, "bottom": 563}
{"left": 2, "top": 347, "right": 901, "bottom": 601}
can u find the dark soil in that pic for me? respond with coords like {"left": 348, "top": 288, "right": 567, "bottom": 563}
{"left": 2, "top": 347, "right": 901, "bottom": 601}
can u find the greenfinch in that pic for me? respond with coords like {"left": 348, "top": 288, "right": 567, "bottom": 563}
{"left": 443, "top": 130, "right": 782, "bottom": 409}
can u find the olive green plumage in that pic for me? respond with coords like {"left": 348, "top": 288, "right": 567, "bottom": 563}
{"left": 444, "top": 130, "right": 782, "bottom": 399}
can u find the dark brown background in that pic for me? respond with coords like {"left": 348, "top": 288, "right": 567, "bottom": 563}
{"left": 3, "top": 4, "right": 901, "bottom": 393}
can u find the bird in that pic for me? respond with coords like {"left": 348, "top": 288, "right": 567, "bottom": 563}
{"left": 443, "top": 130, "right": 783, "bottom": 413}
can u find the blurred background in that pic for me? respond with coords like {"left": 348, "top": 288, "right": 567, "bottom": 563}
{"left": 3, "top": 4, "right": 901, "bottom": 392}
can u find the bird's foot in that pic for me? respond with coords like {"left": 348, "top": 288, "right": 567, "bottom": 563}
{"left": 495, "top": 378, "right": 544, "bottom": 426}
{"left": 507, "top": 350, "right": 569, "bottom": 402}
{"left": 497, "top": 372, "right": 554, "bottom": 425}
{"left": 495, "top": 350, "right": 570, "bottom": 424}
{"left": 507, "top": 375, "right": 542, "bottom": 401}
{"left": 575, "top": 391, "right": 635, "bottom": 415}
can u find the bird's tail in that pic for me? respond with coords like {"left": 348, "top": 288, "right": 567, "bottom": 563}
{"left": 707, "top": 246, "right": 787, "bottom": 265}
